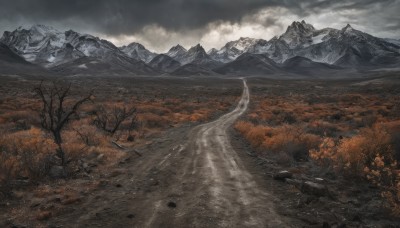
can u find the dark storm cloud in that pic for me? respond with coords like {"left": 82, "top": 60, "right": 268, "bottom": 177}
{"left": 0, "top": 0, "right": 399, "bottom": 51}
{"left": 0, "top": 0, "right": 398, "bottom": 35}
{"left": 0, "top": 0, "right": 277, "bottom": 34}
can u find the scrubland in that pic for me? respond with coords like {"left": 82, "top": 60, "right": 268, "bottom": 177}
{"left": 0, "top": 76, "right": 241, "bottom": 224}
{"left": 235, "top": 77, "right": 400, "bottom": 218}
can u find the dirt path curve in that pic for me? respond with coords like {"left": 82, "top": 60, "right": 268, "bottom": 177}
{"left": 53, "top": 79, "right": 292, "bottom": 228}
{"left": 174, "top": 79, "right": 287, "bottom": 227}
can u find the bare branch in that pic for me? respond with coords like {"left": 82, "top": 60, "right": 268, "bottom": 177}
{"left": 33, "top": 81, "right": 93, "bottom": 166}
{"left": 94, "top": 105, "right": 137, "bottom": 136}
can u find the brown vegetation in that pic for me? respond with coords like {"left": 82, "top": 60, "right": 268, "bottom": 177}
{"left": 0, "top": 77, "right": 240, "bottom": 199}
{"left": 235, "top": 79, "right": 400, "bottom": 216}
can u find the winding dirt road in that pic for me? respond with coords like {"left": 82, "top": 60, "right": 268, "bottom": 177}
{"left": 52, "top": 79, "right": 290, "bottom": 227}
{"left": 176, "top": 79, "right": 285, "bottom": 227}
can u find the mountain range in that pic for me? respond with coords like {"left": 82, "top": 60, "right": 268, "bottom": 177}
{"left": 0, "top": 21, "right": 399, "bottom": 76}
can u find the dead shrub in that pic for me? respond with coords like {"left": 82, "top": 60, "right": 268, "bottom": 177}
{"left": 0, "top": 128, "right": 57, "bottom": 195}
{"left": 93, "top": 104, "right": 137, "bottom": 136}
{"left": 73, "top": 125, "right": 101, "bottom": 147}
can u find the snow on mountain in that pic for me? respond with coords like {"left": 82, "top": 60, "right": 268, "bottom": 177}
{"left": 246, "top": 39, "right": 271, "bottom": 54}
{"left": 296, "top": 24, "right": 400, "bottom": 66}
{"left": 120, "top": 42, "right": 157, "bottom": 63}
{"left": 61, "top": 30, "right": 132, "bottom": 64}
{"left": 1, "top": 25, "right": 158, "bottom": 74}
{"left": 240, "top": 21, "right": 400, "bottom": 66}
{"left": 225, "top": 37, "right": 260, "bottom": 52}
{"left": 0, "top": 25, "right": 85, "bottom": 66}
{"left": 0, "top": 42, "right": 49, "bottom": 75}
{"left": 208, "top": 20, "right": 399, "bottom": 67}
{"left": 207, "top": 48, "right": 218, "bottom": 55}
{"left": 166, "top": 44, "right": 187, "bottom": 59}
{"left": 1, "top": 21, "right": 400, "bottom": 75}
{"left": 208, "top": 37, "right": 263, "bottom": 63}
{"left": 178, "top": 44, "right": 208, "bottom": 64}
{"left": 173, "top": 44, "right": 221, "bottom": 69}
{"left": 279, "top": 20, "right": 316, "bottom": 49}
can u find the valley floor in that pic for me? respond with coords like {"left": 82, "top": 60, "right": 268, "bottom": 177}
{"left": 1, "top": 74, "right": 400, "bottom": 227}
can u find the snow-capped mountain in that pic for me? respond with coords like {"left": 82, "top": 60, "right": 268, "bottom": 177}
{"left": 1, "top": 21, "right": 399, "bottom": 76}
{"left": 208, "top": 37, "right": 263, "bottom": 63}
{"left": 0, "top": 42, "right": 49, "bottom": 75}
{"left": 294, "top": 24, "right": 400, "bottom": 66}
{"left": 172, "top": 44, "right": 221, "bottom": 69}
{"left": 166, "top": 44, "right": 187, "bottom": 60}
{"left": 210, "top": 21, "right": 400, "bottom": 67}
{"left": 279, "top": 20, "right": 316, "bottom": 49}
{"left": 0, "top": 25, "right": 85, "bottom": 67}
{"left": 1, "top": 25, "right": 157, "bottom": 75}
{"left": 244, "top": 21, "right": 400, "bottom": 66}
{"left": 242, "top": 21, "right": 340, "bottom": 63}
{"left": 120, "top": 42, "right": 157, "bottom": 63}
{"left": 180, "top": 44, "right": 210, "bottom": 64}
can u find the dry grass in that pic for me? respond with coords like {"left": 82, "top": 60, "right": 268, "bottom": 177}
{"left": 0, "top": 77, "right": 240, "bottom": 198}
{"left": 235, "top": 79, "right": 400, "bottom": 215}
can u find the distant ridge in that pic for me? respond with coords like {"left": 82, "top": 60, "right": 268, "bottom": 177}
{"left": 1, "top": 21, "right": 399, "bottom": 76}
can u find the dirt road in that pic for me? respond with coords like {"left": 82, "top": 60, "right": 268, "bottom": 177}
{"left": 52, "top": 79, "right": 291, "bottom": 227}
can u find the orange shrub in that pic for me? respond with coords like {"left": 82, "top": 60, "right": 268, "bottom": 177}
{"left": 0, "top": 127, "right": 57, "bottom": 192}
{"left": 310, "top": 124, "right": 400, "bottom": 215}
{"left": 235, "top": 121, "right": 320, "bottom": 161}
{"left": 310, "top": 124, "right": 394, "bottom": 176}
{"left": 235, "top": 121, "right": 269, "bottom": 148}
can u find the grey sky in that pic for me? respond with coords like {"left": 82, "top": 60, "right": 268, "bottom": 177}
{"left": 0, "top": 0, "right": 399, "bottom": 52}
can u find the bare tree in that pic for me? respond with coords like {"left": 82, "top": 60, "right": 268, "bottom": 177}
{"left": 127, "top": 114, "right": 138, "bottom": 141}
{"left": 33, "top": 82, "right": 92, "bottom": 166}
{"left": 93, "top": 105, "right": 137, "bottom": 137}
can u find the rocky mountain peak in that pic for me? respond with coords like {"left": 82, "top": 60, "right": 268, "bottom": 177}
{"left": 166, "top": 44, "right": 187, "bottom": 58}
{"left": 188, "top": 44, "right": 206, "bottom": 54}
{"left": 30, "top": 24, "right": 62, "bottom": 36}
{"left": 342, "top": 24, "right": 354, "bottom": 32}
{"left": 286, "top": 20, "right": 315, "bottom": 34}
{"left": 190, "top": 44, "right": 205, "bottom": 52}
{"left": 125, "top": 42, "right": 146, "bottom": 50}
{"left": 207, "top": 48, "right": 218, "bottom": 55}
{"left": 170, "top": 44, "right": 186, "bottom": 51}
{"left": 120, "top": 42, "right": 156, "bottom": 63}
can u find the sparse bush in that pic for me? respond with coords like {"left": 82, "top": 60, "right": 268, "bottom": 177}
{"left": 93, "top": 104, "right": 137, "bottom": 136}
{"left": 0, "top": 128, "right": 57, "bottom": 196}
{"left": 235, "top": 121, "right": 319, "bottom": 162}
{"left": 235, "top": 121, "right": 269, "bottom": 148}
{"left": 309, "top": 124, "right": 400, "bottom": 215}
{"left": 33, "top": 82, "right": 92, "bottom": 165}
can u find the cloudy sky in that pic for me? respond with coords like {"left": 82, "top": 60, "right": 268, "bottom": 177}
{"left": 0, "top": 0, "right": 399, "bottom": 52}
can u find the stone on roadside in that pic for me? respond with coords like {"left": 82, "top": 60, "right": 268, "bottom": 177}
{"left": 301, "top": 181, "right": 329, "bottom": 197}
{"left": 273, "top": 170, "right": 293, "bottom": 181}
